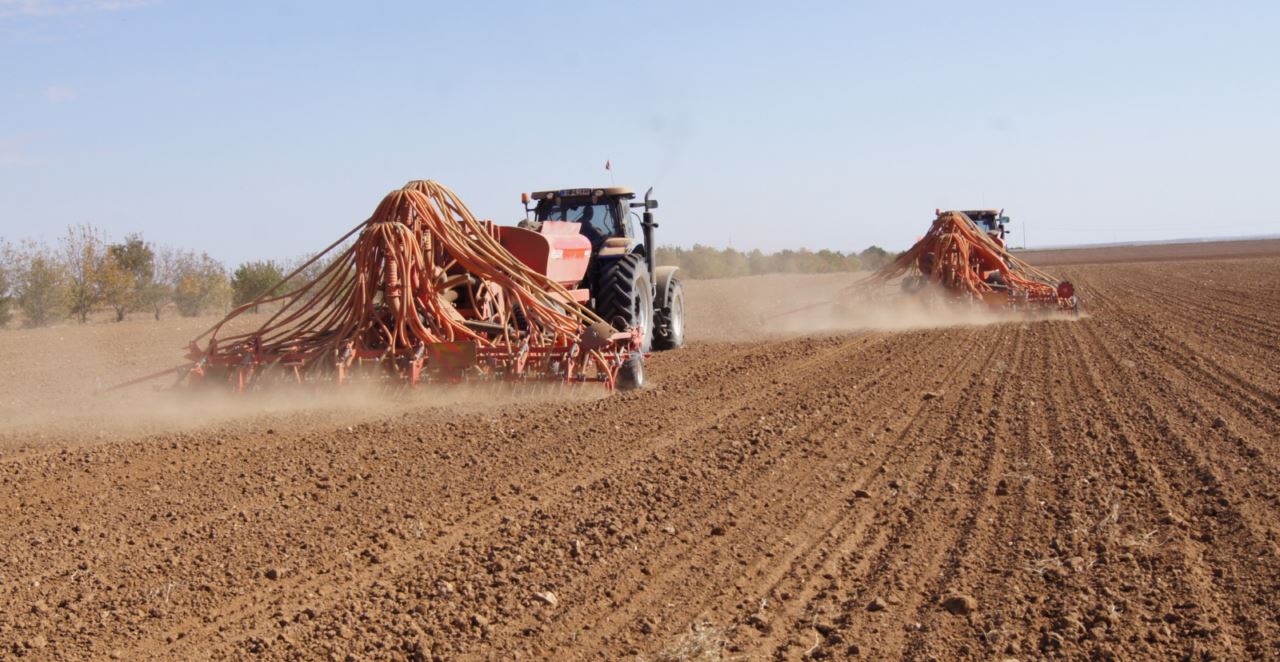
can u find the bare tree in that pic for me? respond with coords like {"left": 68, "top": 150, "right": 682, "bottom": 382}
{"left": 149, "top": 245, "right": 181, "bottom": 320}
{"left": 0, "top": 241, "right": 15, "bottom": 328}
{"left": 61, "top": 224, "right": 110, "bottom": 323}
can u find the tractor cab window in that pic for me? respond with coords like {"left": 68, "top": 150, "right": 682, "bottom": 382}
{"left": 966, "top": 213, "right": 1009, "bottom": 237}
{"left": 536, "top": 200, "right": 620, "bottom": 244}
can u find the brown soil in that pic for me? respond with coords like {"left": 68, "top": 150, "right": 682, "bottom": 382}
{"left": 1, "top": 248, "right": 1278, "bottom": 660}
{"left": 1017, "top": 237, "right": 1280, "bottom": 266}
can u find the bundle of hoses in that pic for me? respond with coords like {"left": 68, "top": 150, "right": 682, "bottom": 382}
{"left": 858, "top": 211, "right": 1064, "bottom": 303}
{"left": 187, "top": 180, "right": 627, "bottom": 387}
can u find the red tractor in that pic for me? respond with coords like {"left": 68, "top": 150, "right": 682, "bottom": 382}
{"left": 510, "top": 186, "right": 686, "bottom": 388}
{"left": 885, "top": 209, "right": 1079, "bottom": 315}
{"left": 114, "top": 181, "right": 685, "bottom": 394}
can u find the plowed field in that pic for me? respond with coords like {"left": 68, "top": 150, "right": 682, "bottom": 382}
{"left": 2, "top": 244, "right": 1278, "bottom": 660}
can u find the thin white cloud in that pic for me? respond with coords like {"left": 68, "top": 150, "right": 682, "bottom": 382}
{"left": 44, "top": 84, "right": 76, "bottom": 102}
{"left": 0, "top": 0, "right": 157, "bottom": 18}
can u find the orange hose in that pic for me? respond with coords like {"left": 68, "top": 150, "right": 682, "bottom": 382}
{"left": 191, "top": 181, "right": 622, "bottom": 385}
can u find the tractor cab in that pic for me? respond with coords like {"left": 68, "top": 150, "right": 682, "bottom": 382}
{"left": 960, "top": 209, "right": 1010, "bottom": 240}
{"left": 525, "top": 187, "right": 637, "bottom": 250}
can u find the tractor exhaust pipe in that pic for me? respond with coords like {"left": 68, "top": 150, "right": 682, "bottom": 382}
{"left": 639, "top": 186, "right": 658, "bottom": 286}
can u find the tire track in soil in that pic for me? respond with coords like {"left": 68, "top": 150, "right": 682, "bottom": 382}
{"left": 1084, "top": 302, "right": 1280, "bottom": 549}
{"left": 1084, "top": 276, "right": 1280, "bottom": 478}
{"left": 212, "top": 327, "right": 998, "bottom": 655}
{"left": 520, "top": 330, "right": 958, "bottom": 658}
{"left": 1072, "top": 306, "right": 1277, "bottom": 657}
{"left": 292, "top": 332, "right": 932, "bottom": 660}
{"left": 898, "top": 323, "right": 1039, "bottom": 661}
{"left": 913, "top": 314, "right": 1111, "bottom": 660}
{"left": 816, "top": 324, "right": 1018, "bottom": 659}
{"left": 0, "top": 341, "right": 795, "bottom": 595}
{"left": 730, "top": 326, "right": 1005, "bottom": 648}
{"left": 1101, "top": 277, "right": 1279, "bottom": 406}
{"left": 570, "top": 325, "right": 1000, "bottom": 659}
{"left": 1125, "top": 320, "right": 1280, "bottom": 474}
{"left": 936, "top": 277, "right": 1253, "bottom": 660}
{"left": 1, "top": 255, "right": 1276, "bottom": 661}
{"left": 131, "top": 334, "right": 901, "bottom": 659}
{"left": 2, "top": 337, "right": 867, "bottom": 659}
{"left": 743, "top": 324, "right": 1016, "bottom": 659}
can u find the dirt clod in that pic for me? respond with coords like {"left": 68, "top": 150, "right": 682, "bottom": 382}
{"left": 941, "top": 594, "right": 977, "bottom": 615}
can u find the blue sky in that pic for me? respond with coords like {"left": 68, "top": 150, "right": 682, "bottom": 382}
{"left": 1, "top": 0, "right": 1277, "bottom": 265}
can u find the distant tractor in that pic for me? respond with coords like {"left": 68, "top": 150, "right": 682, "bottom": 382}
{"left": 515, "top": 186, "right": 685, "bottom": 388}
{"left": 873, "top": 209, "right": 1079, "bottom": 314}
{"left": 958, "top": 209, "right": 1011, "bottom": 249}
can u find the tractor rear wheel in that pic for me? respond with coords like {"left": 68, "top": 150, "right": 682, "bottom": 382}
{"left": 595, "top": 254, "right": 653, "bottom": 352}
{"left": 653, "top": 277, "right": 685, "bottom": 350}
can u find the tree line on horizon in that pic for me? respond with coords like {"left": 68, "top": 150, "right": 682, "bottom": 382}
{"left": 654, "top": 244, "right": 894, "bottom": 280}
{"left": 0, "top": 225, "right": 897, "bottom": 329}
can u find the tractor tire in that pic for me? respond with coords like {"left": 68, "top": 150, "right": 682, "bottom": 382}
{"left": 616, "top": 352, "right": 645, "bottom": 390}
{"left": 594, "top": 253, "right": 654, "bottom": 352}
{"left": 652, "top": 276, "right": 685, "bottom": 350}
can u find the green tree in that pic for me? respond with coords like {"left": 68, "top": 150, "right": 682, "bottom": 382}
{"left": 859, "top": 245, "right": 893, "bottom": 270}
{"left": 106, "top": 234, "right": 157, "bottom": 321}
{"left": 655, "top": 244, "right": 878, "bottom": 279}
{"left": 97, "top": 257, "right": 135, "bottom": 322}
{"left": 15, "top": 243, "right": 69, "bottom": 327}
{"left": 173, "top": 252, "right": 230, "bottom": 317}
{"left": 231, "top": 260, "right": 285, "bottom": 313}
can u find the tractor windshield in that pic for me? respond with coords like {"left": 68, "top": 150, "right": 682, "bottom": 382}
{"left": 536, "top": 199, "right": 619, "bottom": 244}
{"left": 963, "top": 212, "right": 1007, "bottom": 236}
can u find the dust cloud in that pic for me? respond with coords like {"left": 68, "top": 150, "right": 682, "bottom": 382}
{"left": 683, "top": 273, "right": 1079, "bottom": 342}
{"left": 0, "top": 273, "right": 1081, "bottom": 443}
{"left": 1, "top": 372, "right": 604, "bottom": 443}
